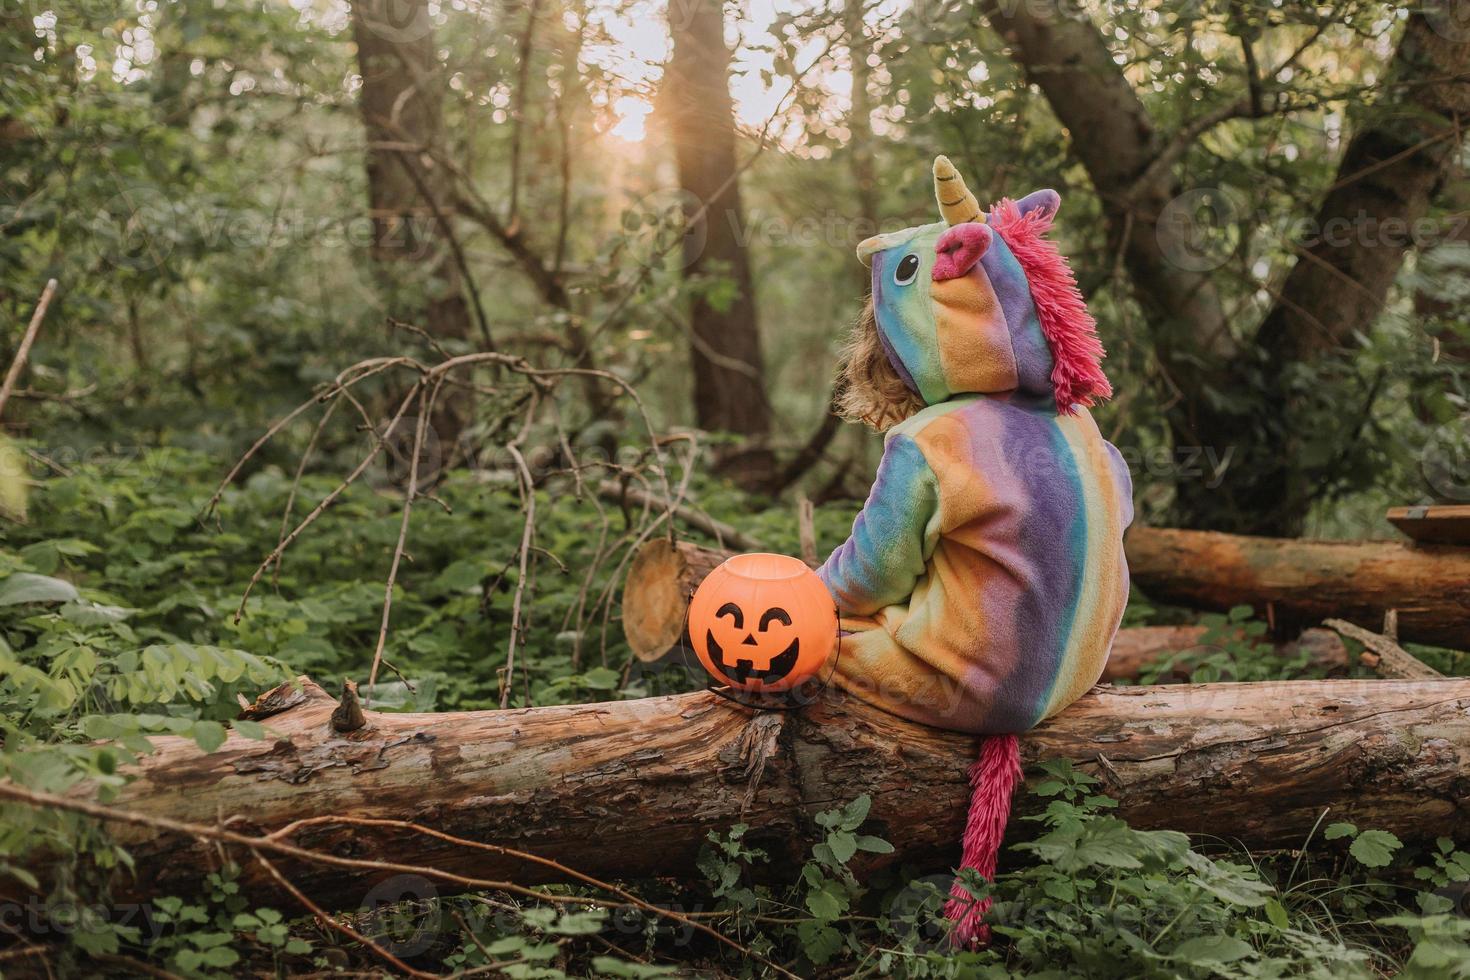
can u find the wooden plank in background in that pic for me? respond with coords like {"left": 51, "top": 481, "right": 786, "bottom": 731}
{"left": 1387, "top": 504, "right": 1470, "bottom": 545}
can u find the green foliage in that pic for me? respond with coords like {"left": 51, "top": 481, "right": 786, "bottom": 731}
{"left": 4, "top": 0, "right": 1469, "bottom": 974}
{"left": 1, "top": 450, "right": 1467, "bottom": 974}
{"left": 1134, "top": 604, "right": 1319, "bottom": 684}
{"left": 678, "top": 773, "right": 1469, "bottom": 979}
{"left": 141, "top": 871, "right": 311, "bottom": 977}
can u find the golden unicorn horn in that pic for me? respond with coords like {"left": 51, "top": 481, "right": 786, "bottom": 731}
{"left": 933, "top": 155, "right": 982, "bottom": 225}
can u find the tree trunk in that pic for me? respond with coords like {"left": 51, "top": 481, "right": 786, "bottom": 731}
{"left": 351, "top": 0, "right": 475, "bottom": 345}
{"left": 663, "top": 0, "right": 772, "bottom": 479}
{"left": 1178, "top": 12, "right": 1470, "bottom": 536}
{"left": 745, "top": 0, "right": 876, "bottom": 497}
{"left": 1104, "top": 624, "right": 1348, "bottom": 681}
{"left": 979, "top": 0, "right": 1234, "bottom": 363}
{"left": 352, "top": 0, "right": 481, "bottom": 453}
{"left": 981, "top": 4, "right": 1470, "bottom": 536}
{"left": 7, "top": 675, "right": 1468, "bottom": 914}
{"left": 622, "top": 539, "right": 733, "bottom": 662}
{"left": 1388, "top": 504, "right": 1470, "bottom": 545}
{"left": 1127, "top": 526, "right": 1470, "bottom": 649}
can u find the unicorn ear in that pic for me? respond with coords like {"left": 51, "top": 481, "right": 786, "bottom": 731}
{"left": 855, "top": 228, "right": 918, "bottom": 268}
{"left": 1015, "top": 189, "right": 1061, "bottom": 222}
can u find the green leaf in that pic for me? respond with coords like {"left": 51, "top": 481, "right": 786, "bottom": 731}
{"left": 1042, "top": 876, "right": 1076, "bottom": 902}
{"left": 545, "top": 910, "right": 606, "bottom": 935}
{"left": 60, "top": 602, "right": 136, "bottom": 626}
{"left": 0, "top": 572, "right": 79, "bottom": 605}
{"left": 233, "top": 719, "right": 267, "bottom": 740}
{"left": 827, "top": 831, "right": 857, "bottom": 865}
{"left": 1265, "top": 898, "right": 1289, "bottom": 929}
{"left": 1188, "top": 860, "right": 1272, "bottom": 907}
{"left": 805, "top": 880, "right": 846, "bottom": 920}
{"left": 1170, "top": 935, "right": 1254, "bottom": 965}
{"left": 197, "top": 945, "right": 240, "bottom": 968}
{"left": 1324, "top": 822, "right": 1357, "bottom": 840}
{"left": 0, "top": 436, "right": 28, "bottom": 522}
{"left": 1349, "top": 829, "right": 1403, "bottom": 868}
{"left": 796, "top": 920, "right": 844, "bottom": 965}
{"left": 839, "top": 794, "right": 870, "bottom": 830}
{"left": 593, "top": 956, "right": 679, "bottom": 977}
{"left": 0, "top": 863, "right": 39, "bottom": 891}
{"left": 854, "top": 834, "right": 893, "bottom": 854}
{"left": 581, "top": 667, "right": 621, "bottom": 690}
{"left": 188, "top": 930, "right": 234, "bottom": 949}
{"left": 191, "top": 720, "right": 228, "bottom": 753}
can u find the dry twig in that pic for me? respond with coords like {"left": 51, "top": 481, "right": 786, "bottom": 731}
{"left": 1323, "top": 618, "right": 1443, "bottom": 680}
{"left": 0, "top": 781, "right": 796, "bottom": 979}
{"left": 0, "top": 278, "right": 59, "bottom": 424}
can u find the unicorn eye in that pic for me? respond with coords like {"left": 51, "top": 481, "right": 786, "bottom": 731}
{"left": 893, "top": 253, "right": 921, "bottom": 286}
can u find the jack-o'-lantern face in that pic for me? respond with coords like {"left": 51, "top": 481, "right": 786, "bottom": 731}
{"left": 705, "top": 601, "right": 800, "bottom": 685}
{"left": 689, "top": 554, "right": 836, "bottom": 693}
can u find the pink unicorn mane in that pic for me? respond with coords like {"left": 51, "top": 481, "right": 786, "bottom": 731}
{"left": 988, "top": 199, "right": 1112, "bottom": 412}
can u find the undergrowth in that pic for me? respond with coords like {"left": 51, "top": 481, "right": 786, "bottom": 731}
{"left": 1, "top": 449, "right": 1468, "bottom": 976}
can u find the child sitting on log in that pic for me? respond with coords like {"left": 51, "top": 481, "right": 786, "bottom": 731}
{"left": 816, "top": 156, "right": 1134, "bottom": 946}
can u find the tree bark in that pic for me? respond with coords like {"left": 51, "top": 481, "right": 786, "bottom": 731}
{"left": 8, "top": 675, "right": 1468, "bottom": 915}
{"left": 663, "top": 0, "right": 772, "bottom": 474}
{"left": 1127, "top": 525, "right": 1470, "bottom": 649}
{"left": 351, "top": 0, "right": 474, "bottom": 346}
{"left": 1256, "top": 14, "right": 1470, "bottom": 367}
{"left": 1104, "top": 624, "right": 1348, "bottom": 681}
{"left": 1324, "top": 619, "right": 1443, "bottom": 680}
{"left": 1389, "top": 504, "right": 1470, "bottom": 545}
{"left": 750, "top": 0, "right": 876, "bottom": 497}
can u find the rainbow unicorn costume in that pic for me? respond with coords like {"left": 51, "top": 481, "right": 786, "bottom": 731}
{"left": 816, "top": 156, "right": 1133, "bottom": 945}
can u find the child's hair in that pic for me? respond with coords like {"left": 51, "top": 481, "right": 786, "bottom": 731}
{"left": 834, "top": 297, "right": 926, "bottom": 431}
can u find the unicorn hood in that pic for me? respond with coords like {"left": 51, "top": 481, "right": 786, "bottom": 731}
{"left": 856, "top": 156, "right": 1111, "bottom": 413}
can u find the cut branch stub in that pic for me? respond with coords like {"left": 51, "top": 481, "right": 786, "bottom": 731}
{"left": 332, "top": 679, "right": 369, "bottom": 733}
{"left": 621, "top": 539, "right": 732, "bottom": 661}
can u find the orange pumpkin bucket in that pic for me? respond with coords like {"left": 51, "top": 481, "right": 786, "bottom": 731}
{"left": 688, "top": 553, "right": 837, "bottom": 693}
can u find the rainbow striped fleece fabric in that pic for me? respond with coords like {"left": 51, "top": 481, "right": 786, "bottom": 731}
{"left": 816, "top": 163, "right": 1133, "bottom": 734}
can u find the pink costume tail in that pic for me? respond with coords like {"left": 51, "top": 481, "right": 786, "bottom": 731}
{"left": 943, "top": 733, "right": 1022, "bottom": 949}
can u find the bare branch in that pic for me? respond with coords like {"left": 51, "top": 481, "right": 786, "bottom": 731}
{"left": 0, "top": 278, "right": 59, "bottom": 425}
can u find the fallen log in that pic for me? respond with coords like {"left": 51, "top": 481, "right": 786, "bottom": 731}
{"left": 5, "top": 675, "right": 1468, "bottom": 915}
{"left": 620, "top": 540, "right": 1350, "bottom": 677}
{"left": 623, "top": 529, "right": 1470, "bottom": 652}
{"left": 1126, "top": 526, "right": 1470, "bottom": 649}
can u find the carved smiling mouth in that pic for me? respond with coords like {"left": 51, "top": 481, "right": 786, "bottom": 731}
{"left": 705, "top": 631, "right": 800, "bottom": 685}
